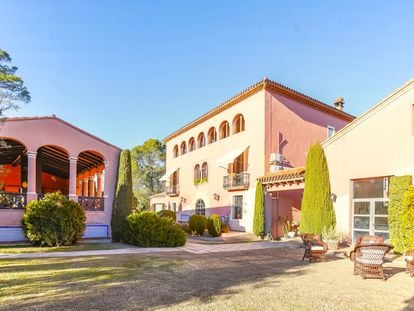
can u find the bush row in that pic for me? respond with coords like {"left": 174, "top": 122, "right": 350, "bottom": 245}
{"left": 187, "top": 214, "right": 228, "bottom": 237}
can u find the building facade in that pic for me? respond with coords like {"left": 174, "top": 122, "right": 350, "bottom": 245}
{"left": 323, "top": 79, "right": 414, "bottom": 242}
{"left": 151, "top": 78, "right": 354, "bottom": 235}
{"left": 0, "top": 116, "right": 121, "bottom": 242}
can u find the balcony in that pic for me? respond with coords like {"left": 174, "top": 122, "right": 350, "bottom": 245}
{"left": 166, "top": 184, "right": 180, "bottom": 197}
{"left": 223, "top": 172, "right": 250, "bottom": 191}
{"left": 78, "top": 196, "right": 105, "bottom": 211}
{"left": 0, "top": 192, "right": 27, "bottom": 209}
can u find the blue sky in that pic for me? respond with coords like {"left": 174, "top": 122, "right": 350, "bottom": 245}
{"left": 2, "top": 1, "right": 414, "bottom": 149}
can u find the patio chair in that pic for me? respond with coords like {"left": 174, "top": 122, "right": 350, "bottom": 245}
{"left": 404, "top": 250, "right": 414, "bottom": 277}
{"left": 301, "top": 234, "right": 328, "bottom": 262}
{"left": 352, "top": 243, "right": 393, "bottom": 280}
{"left": 349, "top": 235, "right": 384, "bottom": 261}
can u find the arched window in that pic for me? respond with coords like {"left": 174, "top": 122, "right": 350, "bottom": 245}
{"left": 195, "top": 199, "right": 205, "bottom": 215}
{"left": 232, "top": 114, "right": 245, "bottom": 134}
{"left": 194, "top": 164, "right": 201, "bottom": 183}
{"left": 173, "top": 145, "right": 179, "bottom": 158}
{"left": 219, "top": 121, "right": 230, "bottom": 139}
{"left": 207, "top": 127, "right": 217, "bottom": 144}
{"left": 201, "top": 162, "right": 208, "bottom": 181}
{"left": 180, "top": 141, "right": 187, "bottom": 155}
{"left": 197, "top": 132, "right": 206, "bottom": 148}
{"left": 188, "top": 137, "right": 195, "bottom": 152}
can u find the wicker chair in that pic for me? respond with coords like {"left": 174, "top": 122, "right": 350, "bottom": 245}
{"left": 352, "top": 243, "right": 393, "bottom": 280}
{"left": 404, "top": 250, "right": 414, "bottom": 277}
{"left": 349, "top": 235, "right": 385, "bottom": 261}
{"left": 301, "top": 234, "right": 328, "bottom": 262}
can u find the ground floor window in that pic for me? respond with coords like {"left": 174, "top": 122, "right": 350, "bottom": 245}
{"left": 195, "top": 199, "right": 205, "bottom": 215}
{"left": 232, "top": 195, "right": 243, "bottom": 220}
{"left": 352, "top": 177, "right": 389, "bottom": 241}
{"left": 172, "top": 202, "right": 177, "bottom": 212}
{"left": 153, "top": 203, "right": 164, "bottom": 212}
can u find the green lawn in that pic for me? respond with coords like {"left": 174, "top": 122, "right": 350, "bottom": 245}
{"left": 0, "top": 242, "right": 132, "bottom": 254}
{"left": 0, "top": 248, "right": 413, "bottom": 310}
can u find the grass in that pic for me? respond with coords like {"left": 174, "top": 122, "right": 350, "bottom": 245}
{"left": 0, "top": 248, "right": 413, "bottom": 310}
{"left": 0, "top": 242, "right": 132, "bottom": 254}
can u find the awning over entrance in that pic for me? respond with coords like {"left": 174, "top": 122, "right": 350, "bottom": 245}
{"left": 159, "top": 168, "right": 178, "bottom": 181}
{"left": 215, "top": 145, "right": 249, "bottom": 168}
{"left": 258, "top": 166, "right": 305, "bottom": 191}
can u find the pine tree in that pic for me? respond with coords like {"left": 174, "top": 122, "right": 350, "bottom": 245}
{"left": 300, "top": 143, "right": 336, "bottom": 235}
{"left": 111, "top": 149, "right": 134, "bottom": 242}
{"left": 253, "top": 181, "right": 265, "bottom": 236}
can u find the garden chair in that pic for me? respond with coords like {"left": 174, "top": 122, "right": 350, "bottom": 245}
{"left": 352, "top": 243, "right": 393, "bottom": 280}
{"left": 349, "top": 235, "right": 384, "bottom": 261}
{"left": 301, "top": 234, "right": 328, "bottom": 262}
{"left": 404, "top": 250, "right": 414, "bottom": 277}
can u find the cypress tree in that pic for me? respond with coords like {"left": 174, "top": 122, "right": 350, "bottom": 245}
{"left": 300, "top": 143, "right": 336, "bottom": 235}
{"left": 253, "top": 181, "right": 265, "bottom": 236}
{"left": 111, "top": 149, "right": 134, "bottom": 242}
{"left": 388, "top": 175, "right": 412, "bottom": 252}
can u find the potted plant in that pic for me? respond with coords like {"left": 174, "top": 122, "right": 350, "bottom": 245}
{"left": 321, "top": 226, "right": 341, "bottom": 250}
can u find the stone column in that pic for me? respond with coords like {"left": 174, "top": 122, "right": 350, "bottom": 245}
{"left": 96, "top": 173, "right": 103, "bottom": 197}
{"left": 26, "top": 151, "right": 38, "bottom": 202}
{"left": 89, "top": 175, "right": 95, "bottom": 197}
{"left": 103, "top": 161, "right": 110, "bottom": 198}
{"left": 83, "top": 176, "right": 89, "bottom": 197}
{"left": 68, "top": 157, "right": 78, "bottom": 201}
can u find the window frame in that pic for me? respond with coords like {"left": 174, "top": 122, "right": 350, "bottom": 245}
{"left": 232, "top": 195, "right": 243, "bottom": 220}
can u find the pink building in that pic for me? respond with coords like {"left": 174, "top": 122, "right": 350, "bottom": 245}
{"left": 323, "top": 79, "right": 414, "bottom": 242}
{"left": 151, "top": 78, "right": 354, "bottom": 237}
{"left": 0, "top": 116, "right": 121, "bottom": 242}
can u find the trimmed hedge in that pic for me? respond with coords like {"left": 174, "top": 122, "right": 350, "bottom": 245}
{"left": 124, "top": 211, "right": 185, "bottom": 247}
{"left": 207, "top": 214, "right": 222, "bottom": 237}
{"left": 300, "top": 143, "right": 336, "bottom": 235}
{"left": 400, "top": 187, "right": 414, "bottom": 251}
{"left": 189, "top": 214, "right": 207, "bottom": 235}
{"left": 389, "top": 175, "right": 412, "bottom": 252}
{"left": 253, "top": 181, "right": 265, "bottom": 236}
{"left": 112, "top": 149, "right": 134, "bottom": 242}
{"left": 157, "top": 209, "right": 177, "bottom": 221}
{"left": 22, "top": 192, "right": 86, "bottom": 246}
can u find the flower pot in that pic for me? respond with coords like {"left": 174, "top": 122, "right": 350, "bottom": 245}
{"left": 287, "top": 231, "right": 296, "bottom": 238}
{"left": 325, "top": 239, "right": 340, "bottom": 250}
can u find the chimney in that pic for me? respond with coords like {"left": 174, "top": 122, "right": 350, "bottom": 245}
{"left": 333, "top": 97, "right": 344, "bottom": 111}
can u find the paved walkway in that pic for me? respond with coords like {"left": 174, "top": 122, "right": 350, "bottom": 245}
{"left": 0, "top": 240, "right": 302, "bottom": 259}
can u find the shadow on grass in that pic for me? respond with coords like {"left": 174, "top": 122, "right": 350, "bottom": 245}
{"left": 402, "top": 295, "right": 414, "bottom": 311}
{"left": 0, "top": 248, "right": 319, "bottom": 310}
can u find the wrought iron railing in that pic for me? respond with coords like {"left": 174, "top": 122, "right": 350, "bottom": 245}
{"left": 166, "top": 184, "right": 180, "bottom": 197}
{"left": 0, "top": 192, "right": 27, "bottom": 209}
{"left": 78, "top": 196, "right": 104, "bottom": 211}
{"left": 223, "top": 172, "right": 250, "bottom": 190}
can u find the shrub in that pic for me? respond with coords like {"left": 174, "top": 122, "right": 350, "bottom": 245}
{"left": 253, "top": 181, "right": 265, "bottom": 237}
{"left": 221, "top": 223, "right": 230, "bottom": 233}
{"left": 207, "top": 214, "right": 222, "bottom": 237}
{"left": 22, "top": 192, "right": 86, "bottom": 247}
{"left": 111, "top": 149, "right": 134, "bottom": 242}
{"left": 157, "top": 209, "right": 177, "bottom": 221}
{"left": 179, "top": 223, "right": 191, "bottom": 234}
{"left": 124, "top": 211, "right": 185, "bottom": 247}
{"left": 399, "top": 186, "right": 414, "bottom": 251}
{"left": 301, "top": 143, "right": 336, "bottom": 235}
{"left": 189, "top": 214, "right": 207, "bottom": 235}
{"left": 389, "top": 175, "right": 412, "bottom": 253}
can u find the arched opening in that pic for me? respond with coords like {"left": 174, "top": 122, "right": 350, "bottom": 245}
{"left": 219, "top": 121, "right": 230, "bottom": 139}
{"left": 0, "top": 138, "right": 27, "bottom": 208}
{"left": 194, "top": 164, "right": 201, "bottom": 183}
{"left": 36, "top": 145, "right": 70, "bottom": 196}
{"left": 197, "top": 132, "right": 206, "bottom": 148}
{"left": 77, "top": 150, "right": 105, "bottom": 211}
{"left": 195, "top": 199, "right": 205, "bottom": 216}
{"left": 207, "top": 127, "right": 217, "bottom": 144}
{"left": 173, "top": 145, "right": 179, "bottom": 158}
{"left": 201, "top": 162, "right": 208, "bottom": 182}
{"left": 180, "top": 141, "right": 187, "bottom": 155}
{"left": 188, "top": 137, "right": 195, "bottom": 152}
{"left": 232, "top": 114, "right": 245, "bottom": 134}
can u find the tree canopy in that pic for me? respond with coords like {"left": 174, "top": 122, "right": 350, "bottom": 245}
{"left": 131, "top": 139, "right": 166, "bottom": 210}
{"left": 0, "top": 49, "right": 30, "bottom": 119}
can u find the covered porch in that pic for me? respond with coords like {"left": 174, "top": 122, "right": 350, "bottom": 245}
{"left": 258, "top": 167, "right": 305, "bottom": 239}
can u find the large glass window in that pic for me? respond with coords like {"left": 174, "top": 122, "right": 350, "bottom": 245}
{"left": 352, "top": 177, "right": 390, "bottom": 242}
{"left": 195, "top": 199, "right": 205, "bottom": 215}
{"left": 233, "top": 195, "right": 243, "bottom": 220}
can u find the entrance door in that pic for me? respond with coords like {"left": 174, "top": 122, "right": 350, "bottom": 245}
{"left": 352, "top": 199, "right": 389, "bottom": 241}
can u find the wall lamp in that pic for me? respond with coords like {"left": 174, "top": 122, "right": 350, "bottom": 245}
{"left": 330, "top": 193, "right": 337, "bottom": 202}
{"left": 213, "top": 193, "right": 220, "bottom": 201}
